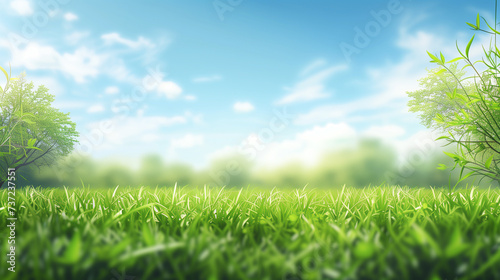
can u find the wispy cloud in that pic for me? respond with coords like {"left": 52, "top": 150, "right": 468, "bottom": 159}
{"left": 300, "top": 59, "right": 327, "bottom": 77}
{"left": 105, "top": 86, "right": 120, "bottom": 95}
{"left": 64, "top": 12, "right": 78, "bottom": 21}
{"left": 87, "top": 104, "right": 105, "bottom": 113}
{"left": 85, "top": 114, "right": 189, "bottom": 147}
{"left": 157, "top": 81, "right": 183, "bottom": 99}
{"left": 171, "top": 134, "right": 204, "bottom": 149}
{"left": 7, "top": 42, "right": 105, "bottom": 83}
{"left": 10, "top": 0, "right": 33, "bottom": 16}
{"left": 101, "top": 32, "right": 155, "bottom": 49}
{"left": 363, "top": 125, "right": 406, "bottom": 140}
{"left": 65, "top": 31, "right": 90, "bottom": 45}
{"left": 192, "top": 75, "right": 222, "bottom": 83}
{"left": 211, "top": 122, "right": 358, "bottom": 167}
{"left": 276, "top": 62, "right": 348, "bottom": 105}
{"left": 233, "top": 101, "right": 254, "bottom": 113}
{"left": 294, "top": 22, "right": 456, "bottom": 125}
{"left": 185, "top": 95, "right": 197, "bottom": 101}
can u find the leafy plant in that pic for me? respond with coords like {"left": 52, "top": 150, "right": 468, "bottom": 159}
{"left": 0, "top": 66, "right": 40, "bottom": 179}
{"left": 408, "top": 4, "right": 500, "bottom": 185}
{"left": 0, "top": 69, "right": 79, "bottom": 187}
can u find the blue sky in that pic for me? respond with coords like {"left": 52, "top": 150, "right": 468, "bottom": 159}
{"left": 0, "top": 0, "right": 496, "bottom": 168}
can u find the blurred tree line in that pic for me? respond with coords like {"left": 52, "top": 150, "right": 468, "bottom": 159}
{"left": 16, "top": 138, "right": 496, "bottom": 188}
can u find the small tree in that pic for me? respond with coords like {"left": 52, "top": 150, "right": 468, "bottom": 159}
{"left": 0, "top": 66, "right": 38, "bottom": 181}
{"left": 0, "top": 69, "right": 79, "bottom": 188}
{"left": 407, "top": 7, "right": 500, "bottom": 184}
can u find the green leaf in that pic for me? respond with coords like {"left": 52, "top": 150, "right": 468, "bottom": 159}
{"left": 0, "top": 65, "right": 8, "bottom": 81}
{"left": 440, "top": 52, "right": 445, "bottom": 63}
{"left": 447, "top": 57, "right": 464, "bottom": 63}
{"left": 458, "top": 171, "right": 474, "bottom": 183}
{"left": 435, "top": 136, "right": 450, "bottom": 141}
{"left": 465, "top": 35, "right": 475, "bottom": 58}
{"left": 437, "top": 164, "right": 447, "bottom": 170}
{"left": 27, "top": 138, "right": 36, "bottom": 146}
{"left": 443, "top": 151, "right": 460, "bottom": 161}
{"left": 427, "top": 51, "right": 441, "bottom": 63}
{"left": 456, "top": 41, "right": 466, "bottom": 58}
{"left": 485, "top": 155, "right": 494, "bottom": 169}
{"left": 460, "top": 109, "right": 469, "bottom": 119}
{"left": 466, "top": 22, "right": 477, "bottom": 30}
{"left": 445, "top": 227, "right": 468, "bottom": 258}
{"left": 435, "top": 68, "right": 447, "bottom": 75}
{"left": 142, "top": 223, "right": 155, "bottom": 246}
{"left": 22, "top": 118, "right": 35, "bottom": 125}
{"left": 484, "top": 19, "right": 500, "bottom": 35}
{"left": 57, "top": 232, "right": 81, "bottom": 264}
{"left": 461, "top": 64, "right": 472, "bottom": 71}
{"left": 354, "top": 242, "right": 376, "bottom": 259}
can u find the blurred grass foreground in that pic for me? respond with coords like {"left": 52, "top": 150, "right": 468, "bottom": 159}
{"left": 1, "top": 185, "right": 500, "bottom": 279}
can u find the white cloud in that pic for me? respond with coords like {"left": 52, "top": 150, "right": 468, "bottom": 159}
{"left": 300, "top": 59, "right": 327, "bottom": 76}
{"left": 140, "top": 133, "right": 161, "bottom": 143}
{"left": 135, "top": 105, "right": 148, "bottom": 117}
{"left": 211, "top": 122, "right": 358, "bottom": 168}
{"left": 84, "top": 115, "right": 188, "bottom": 148}
{"left": 10, "top": 0, "right": 33, "bottom": 16}
{"left": 185, "top": 95, "right": 197, "bottom": 101}
{"left": 1, "top": 32, "right": 165, "bottom": 86}
{"left": 363, "top": 125, "right": 406, "bottom": 140}
{"left": 9, "top": 42, "right": 105, "bottom": 83}
{"left": 211, "top": 121, "right": 434, "bottom": 169}
{"left": 64, "top": 12, "right": 78, "bottom": 21}
{"left": 10, "top": 42, "right": 61, "bottom": 69}
{"left": 105, "top": 86, "right": 120, "bottom": 95}
{"left": 103, "top": 60, "right": 133, "bottom": 82}
{"left": 383, "top": 129, "right": 444, "bottom": 164}
{"left": 184, "top": 111, "right": 203, "bottom": 124}
{"left": 171, "top": 134, "right": 204, "bottom": 149}
{"left": 157, "top": 81, "right": 183, "bottom": 99}
{"left": 295, "top": 93, "right": 405, "bottom": 125}
{"left": 276, "top": 63, "right": 348, "bottom": 105}
{"left": 233, "top": 101, "right": 254, "bottom": 113}
{"left": 65, "top": 31, "right": 90, "bottom": 45}
{"left": 101, "top": 33, "right": 154, "bottom": 49}
{"left": 257, "top": 123, "right": 357, "bottom": 167}
{"left": 60, "top": 47, "right": 104, "bottom": 83}
{"left": 192, "top": 75, "right": 222, "bottom": 83}
{"left": 82, "top": 111, "right": 203, "bottom": 156}
{"left": 87, "top": 104, "right": 105, "bottom": 113}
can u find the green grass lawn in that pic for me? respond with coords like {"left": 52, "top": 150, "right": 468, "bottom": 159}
{"left": 1, "top": 185, "right": 500, "bottom": 280}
